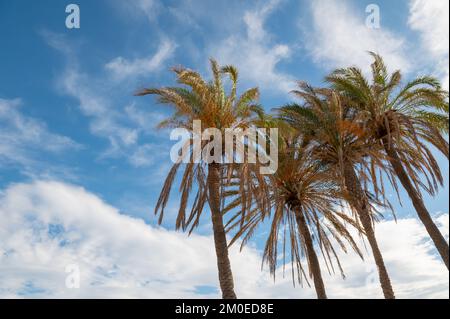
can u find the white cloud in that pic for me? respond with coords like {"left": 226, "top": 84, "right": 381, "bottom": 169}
{"left": 306, "top": 0, "right": 410, "bottom": 73}
{"left": 211, "top": 0, "right": 295, "bottom": 94}
{"left": 136, "top": 0, "right": 160, "bottom": 22}
{"left": 128, "top": 144, "right": 162, "bottom": 167}
{"left": 124, "top": 103, "right": 166, "bottom": 136}
{"left": 106, "top": 39, "right": 176, "bottom": 80}
{"left": 0, "top": 180, "right": 448, "bottom": 298}
{"left": 243, "top": 0, "right": 281, "bottom": 42}
{"left": 112, "top": 0, "right": 161, "bottom": 23}
{"left": 0, "top": 98, "right": 80, "bottom": 168}
{"left": 408, "top": 0, "right": 449, "bottom": 89}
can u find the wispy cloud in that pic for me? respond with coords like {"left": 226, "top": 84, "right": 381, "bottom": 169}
{"left": 128, "top": 143, "right": 166, "bottom": 168}
{"left": 408, "top": 0, "right": 449, "bottom": 89}
{"left": 105, "top": 39, "right": 176, "bottom": 81}
{"left": 211, "top": 0, "right": 295, "bottom": 94}
{"left": 0, "top": 98, "right": 80, "bottom": 168}
{"left": 0, "top": 180, "right": 447, "bottom": 298}
{"left": 112, "top": 0, "right": 162, "bottom": 23}
{"left": 61, "top": 67, "right": 140, "bottom": 151}
{"left": 41, "top": 31, "right": 171, "bottom": 167}
{"left": 305, "top": 0, "right": 409, "bottom": 73}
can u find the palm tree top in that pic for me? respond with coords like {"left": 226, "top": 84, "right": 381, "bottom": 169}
{"left": 326, "top": 52, "right": 449, "bottom": 198}
{"left": 136, "top": 58, "right": 263, "bottom": 132}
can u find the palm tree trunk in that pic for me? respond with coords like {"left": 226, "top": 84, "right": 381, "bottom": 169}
{"left": 294, "top": 206, "right": 327, "bottom": 299}
{"left": 383, "top": 142, "right": 449, "bottom": 270}
{"left": 343, "top": 163, "right": 395, "bottom": 299}
{"left": 207, "top": 163, "right": 237, "bottom": 299}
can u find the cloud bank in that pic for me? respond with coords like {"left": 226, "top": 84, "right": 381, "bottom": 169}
{"left": 0, "top": 181, "right": 448, "bottom": 298}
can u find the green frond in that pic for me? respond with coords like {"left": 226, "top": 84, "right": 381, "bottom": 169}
{"left": 235, "top": 87, "right": 260, "bottom": 115}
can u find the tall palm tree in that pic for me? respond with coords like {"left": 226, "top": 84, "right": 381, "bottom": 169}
{"left": 278, "top": 84, "right": 396, "bottom": 299}
{"left": 136, "top": 59, "right": 269, "bottom": 299}
{"left": 225, "top": 122, "right": 363, "bottom": 299}
{"left": 326, "top": 53, "right": 449, "bottom": 269}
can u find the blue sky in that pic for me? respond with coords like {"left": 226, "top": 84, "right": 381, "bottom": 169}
{"left": 0, "top": 0, "right": 449, "bottom": 298}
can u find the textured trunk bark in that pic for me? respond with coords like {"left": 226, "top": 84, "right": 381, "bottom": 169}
{"left": 294, "top": 206, "right": 327, "bottom": 299}
{"left": 343, "top": 163, "right": 396, "bottom": 299}
{"left": 383, "top": 142, "right": 449, "bottom": 270}
{"left": 207, "top": 163, "right": 237, "bottom": 299}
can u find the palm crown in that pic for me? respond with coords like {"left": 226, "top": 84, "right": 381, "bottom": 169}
{"left": 325, "top": 53, "right": 449, "bottom": 269}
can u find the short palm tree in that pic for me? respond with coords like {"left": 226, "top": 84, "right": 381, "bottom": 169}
{"left": 225, "top": 121, "right": 363, "bottom": 299}
{"left": 326, "top": 53, "right": 449, "bottom": 269}
{"left": 278, "top": 84, "right": 396, "bottom": 299}
{"left": 136, "top": 59, "right": 269, "bottom": 299}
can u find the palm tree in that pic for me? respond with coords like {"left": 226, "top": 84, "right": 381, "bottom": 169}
{"left": 326, "top": 53, "right": 449, "bottom": 269}
{"left": 225, "top": 120, "right": 363, "bottom": 299}
{"left": 278, "top": 84, "right": 396, "bottom": 299}
{"left": 136, "top": 59, "right": 269, "bottom": 299}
